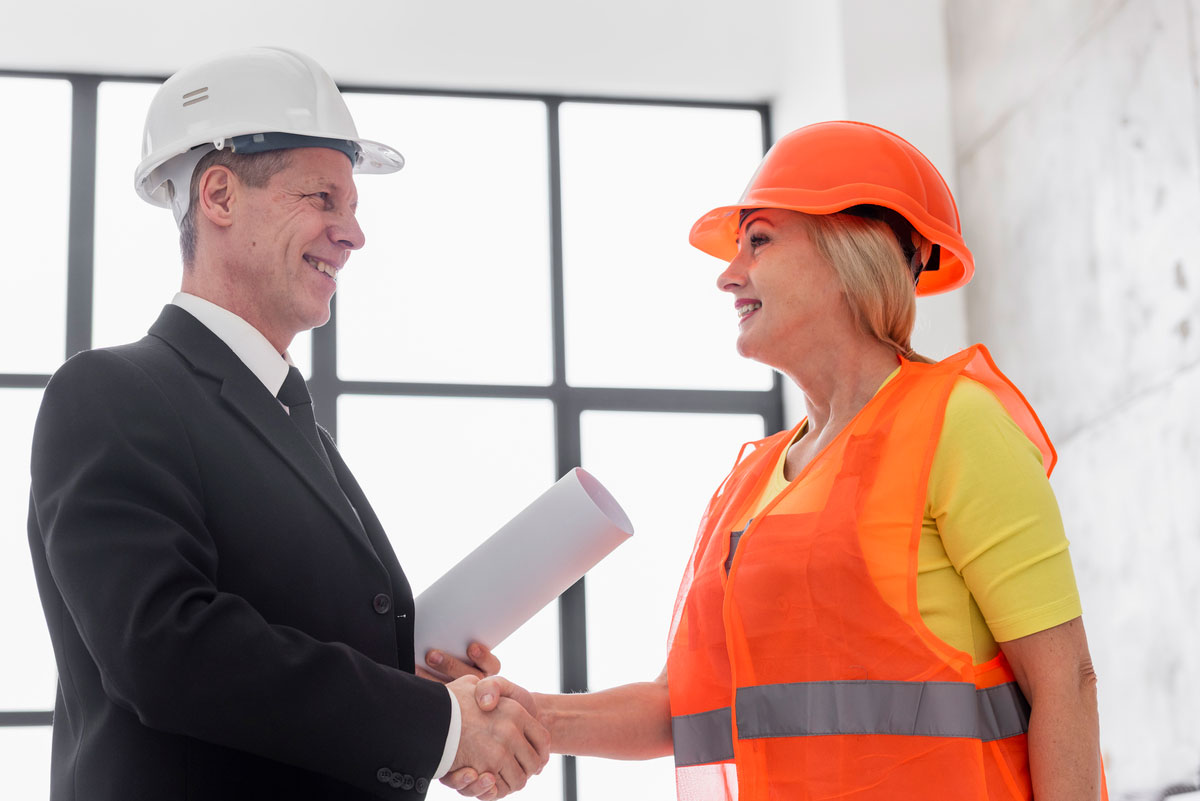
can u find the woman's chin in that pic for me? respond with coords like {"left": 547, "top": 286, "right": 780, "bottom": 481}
{"left": 735, "top": 329, "right": 767, "bottom": 360}
{"left": 736, "top": 338, "right": 790, "bottom": 375}
{"left": 736, "top": 340, "right": 770, "bottom": 366}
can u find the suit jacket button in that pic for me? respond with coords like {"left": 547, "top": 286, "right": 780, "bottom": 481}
{"left": 398, "top": 774, "right": 415, "bottom": 790}
{"left": 373, "top": 593, "right": 392, "bottom": 614}
{"left": 389, "top": 774, "right": 403, "bottom": 788}
{"left": 377, "top": 767, "right": 393, "bottom": 783}
{"left": 416, "top": 777, "right": 429, "bottom": 794}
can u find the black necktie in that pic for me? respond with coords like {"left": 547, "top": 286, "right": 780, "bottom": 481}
{"left": 278, "top": 366, "right": 335, "bottom": 476}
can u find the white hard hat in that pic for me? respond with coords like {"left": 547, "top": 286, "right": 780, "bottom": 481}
{"left": 135, "top": 46, "right": 404, "bottom": 224}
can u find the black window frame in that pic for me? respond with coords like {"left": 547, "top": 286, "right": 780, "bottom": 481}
{"left": 0, "top": 68, "right": 782, "bottom": 801}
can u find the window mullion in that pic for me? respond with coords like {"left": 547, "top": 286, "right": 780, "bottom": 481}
{"left": 66, "top": 76, "right": 99, "bottom": 359}
{"left": 311, "top": 294, "right": 339, "bottom": 439}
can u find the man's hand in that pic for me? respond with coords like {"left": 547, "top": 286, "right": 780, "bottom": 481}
{"left": 419, "top": 643, "right": 501, "bottom": 683}
{"left": 444, "top": 675, "right": 549, "bottom": 799}
{"left": 442, "top": 677, "right": 545, "bottom": 799}
{"left": 420, "top": 643, "right": 514, "bottom": 799}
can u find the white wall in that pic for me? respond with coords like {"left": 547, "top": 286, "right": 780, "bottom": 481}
{"left": 948, "top": 0, "right": 1200, "bottom": 793}
{"left": 0, "top": 0, "right": 789, "bottom": 101}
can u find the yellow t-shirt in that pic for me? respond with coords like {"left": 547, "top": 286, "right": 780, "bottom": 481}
{"left": 743, "top": 372, "right": 1082, "bottom": 663}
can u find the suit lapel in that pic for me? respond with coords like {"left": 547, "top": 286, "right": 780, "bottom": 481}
{"left": 147, "top": 306, "right": 377, "bottom": 556}
{"left": 323, "top": 436, "right": 402, "bottom": 569}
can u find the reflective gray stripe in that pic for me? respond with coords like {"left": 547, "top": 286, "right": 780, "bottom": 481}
{"left": 975, "top": 682, "right": 1032, "bottom": 741}
{"left": 672, "top": 681, "right": 1029, "bottom": 766}
{"left": 735, "top": 680, "right": 1030, "bottom": 742}
{"left": 672, "top": 706, "right": 733, "bottom": 767}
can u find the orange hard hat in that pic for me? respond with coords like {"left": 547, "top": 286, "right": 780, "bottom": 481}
{"left": 689, "top": 120, "right": 974, "bottom": 295}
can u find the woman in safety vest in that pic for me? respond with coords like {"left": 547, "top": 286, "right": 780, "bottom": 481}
{"left": 447, "top": 121, "right": 1106, "bottom": 801}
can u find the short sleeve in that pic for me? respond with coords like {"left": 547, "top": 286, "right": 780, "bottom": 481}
{"left": 928, "top": 377, "right": 1083, "bottom": 642}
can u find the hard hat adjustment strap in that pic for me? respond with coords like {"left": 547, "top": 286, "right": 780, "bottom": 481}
{"left": 229, "top": 132, "right": 362, "bottom": 166}
{"left": 912, "top": 245, "right": 941, "bottom": 286}
{"left": 842, "top": 205, "right": 942, "bottom": 283}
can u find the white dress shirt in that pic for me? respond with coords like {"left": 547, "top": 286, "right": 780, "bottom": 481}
{"left": 170, "top": 292, "right": 462, "bottom": 780}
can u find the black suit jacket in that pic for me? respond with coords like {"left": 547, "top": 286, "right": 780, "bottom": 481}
{"left": 27, "top": 305, "right": 450, "bottom": 800}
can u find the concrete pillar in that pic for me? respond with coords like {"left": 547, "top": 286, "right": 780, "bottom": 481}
{"left": 776, "top": 0, "right": 966, "bottom": 420}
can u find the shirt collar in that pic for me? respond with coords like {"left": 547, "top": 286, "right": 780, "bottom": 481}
{"left": 171, "top": 292, "right": 291, "bottom": 397}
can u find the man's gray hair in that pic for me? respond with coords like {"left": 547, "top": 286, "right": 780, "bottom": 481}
{"left": 179, "top": 148, "right": 293, "bottom": 266}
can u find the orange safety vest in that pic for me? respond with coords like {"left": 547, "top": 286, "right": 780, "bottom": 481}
{"left": 666, "top": 346, "right": 1096, "bottom": 801}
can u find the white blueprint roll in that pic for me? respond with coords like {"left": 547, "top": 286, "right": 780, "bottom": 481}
{"left": 414, "top": 467, "right": 634, "bottom": 664}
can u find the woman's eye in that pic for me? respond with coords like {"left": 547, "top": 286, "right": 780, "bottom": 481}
{"left": 749, "top": 233, "right": 769, "bottom": 248}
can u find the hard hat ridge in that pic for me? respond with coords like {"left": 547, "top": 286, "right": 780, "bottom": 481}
{"left": 135, "top": 46, "right": 404, "bottom": 225}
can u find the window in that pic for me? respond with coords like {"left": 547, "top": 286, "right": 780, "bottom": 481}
{"left": 0, "top": 74, "right": 73, "bottom": 800}
{"left": 1, "top": 69, "right": 777, "bottom": 801}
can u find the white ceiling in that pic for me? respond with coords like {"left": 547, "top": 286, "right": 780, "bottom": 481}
{"left": 1, "top": 0, "right": 791, "bottom": 102}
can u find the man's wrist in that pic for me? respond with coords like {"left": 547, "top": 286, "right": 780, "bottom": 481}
{"left": 433, "top": 685, "right": 462, "bottom": 779}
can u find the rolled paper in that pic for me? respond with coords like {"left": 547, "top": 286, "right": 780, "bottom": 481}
{"left": 414, "top": 467, "right": 634, "bottom": 664}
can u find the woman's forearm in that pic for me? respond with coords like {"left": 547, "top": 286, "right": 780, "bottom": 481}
{"left": 1001, "top": 617, "right": 1103, "bottom": 801}
{"left": 534, "top": 675, "right": 672, "bottom": 760}
{"left": 1025, "top": 662, "right": 1102, "bottom": 800}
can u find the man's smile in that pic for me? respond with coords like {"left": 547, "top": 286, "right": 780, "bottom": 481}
{"left": 304, "top": 255, "right": 339, "bottom": 282}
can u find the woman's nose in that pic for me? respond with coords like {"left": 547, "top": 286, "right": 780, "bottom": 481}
{"left": 717, "top": 249, "right": 748, "bottom": 292}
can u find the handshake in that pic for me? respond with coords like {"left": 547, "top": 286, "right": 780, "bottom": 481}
{"left": 424, "top": 647, "right": 551, "bottom": 800}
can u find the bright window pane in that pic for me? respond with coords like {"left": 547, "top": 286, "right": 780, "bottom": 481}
{"left": 337, "top": 95, "right": 552, "bottom": 385}
{"left": 0, "top": 727, "right": 52, "bottom": 799}
{"left": 337, "top": 393, "right": 563, "bottom": 800}
{"left": 336, "top": 396, "right": 558, "bottom": 677}
{"left": 0, "top": 390, "right": 56, "bottom": 710}
{"left": 93, "top": 81, "right": 181, "bottom": 350}
{"left": 577, "top": 410, "right": 766, "bottom": 801}
{"left": 0, "top": 78, "right": 70, "bottom": 372}
{"left": 561, "top": 103, "right": 771, "bottom": 390}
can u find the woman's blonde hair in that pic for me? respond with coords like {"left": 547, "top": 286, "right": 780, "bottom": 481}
{"left": 797, "top": 211, "right": 934, "bottom": 363}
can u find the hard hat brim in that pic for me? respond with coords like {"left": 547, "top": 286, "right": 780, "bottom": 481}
{"left": 355, "top": 138, "right": 405, "bottom": 174}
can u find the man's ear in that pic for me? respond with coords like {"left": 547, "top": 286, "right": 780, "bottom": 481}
{"left": 197, "top": 165, "right": 237, "bottom": 229}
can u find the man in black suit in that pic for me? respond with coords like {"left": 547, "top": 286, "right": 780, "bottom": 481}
{"left": 27, "top": 47, "right": 546, "bottom": 801}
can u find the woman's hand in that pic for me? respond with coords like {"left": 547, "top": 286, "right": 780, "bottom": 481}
{"left": 441, "top": 677, "right": 545, "bottom": 800}
{"left": 441, "top": 664, "right": 675, "bottom": 797}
